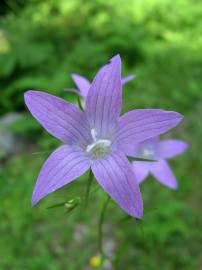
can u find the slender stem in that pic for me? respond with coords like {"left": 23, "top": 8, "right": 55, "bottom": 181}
{"left": 98, "top": 195, "right": 110, "bottom": 256}
{"left": 84, "top": 170, "right": 93, "bottom": 208}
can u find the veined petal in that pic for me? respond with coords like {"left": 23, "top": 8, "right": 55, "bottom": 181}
{"left": 121, "top": 75, "right": 135, "bottom": 85}
{"left": 158, "top": 139, "right": 188, "bottom": 159}
{"left": 115, "top": 109, "right": 183, "bottom": 154}
{"left": 91, "top": 151, "right": 143, "bottom": 219}
{"left": 85, "top": 55, "right": 122, "bottom": 138}
{"left": 150, "top": 159, "right": 177, "bottom": 189}
{"left": 71, "top": 73, "right": 91, "bottom": 98}
{"left": 126, "top": 136, "right": 159, "bottom": 158}
{"left": 32, "top": 145, "right": 91, "bottom": 205}
{"left": 132, "top": 161, "right": 150, "bottom": 183}
{"left": 24, "top": 90, "right": 91, "bottom": 145}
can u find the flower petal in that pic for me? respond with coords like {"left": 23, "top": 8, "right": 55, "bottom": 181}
{"left": 91, "top": 151, "right": 143, "bottom": 219}
{"left": 127, "top": 136, "right": 160, "bottom": 158}
{"left": 150, "top": 159, "right": 177, "bottom": 189}
{"left": 115, "top": 109, "right": 183, "bottom": 154}
{"left": 32, "top": 145, "right": 91, "bottom": 205}
{"left": 121, "top": 75, "right": 135, "bottom": 85}
{"left": 132, "top": 161, "right": 150, "bottom": 183}
{"left": 157, "top": 139, "right": 188, "bottom": 159}
{"left": 24, "top": 90, "right": 91, "bottom": 144}
{"left": 85, "top": 55, "right": 122, "bottom": 138}
{"left": 71, "top": 73, "right": 91, "bottom": 98}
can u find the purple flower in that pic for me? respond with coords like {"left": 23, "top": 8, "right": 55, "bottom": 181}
{"left": 131, "top": 137, "right": 188, "bottom": 189}
{"left": 71, "top": 73, "right": 135, "bottom": 99}
{"left": 24, "top": 55, "right": 183, "bottom": 218}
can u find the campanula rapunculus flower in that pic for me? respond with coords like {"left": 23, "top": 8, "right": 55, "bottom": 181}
{"left": 71, "top": 73, "right": 135, "bottom": 99}
{"left": 132, "top": 137, "right": 188, "bottom": 189}
{"left": 24, "top": 55, "right": 183, "bottom": 218}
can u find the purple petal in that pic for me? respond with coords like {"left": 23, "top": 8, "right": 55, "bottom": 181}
{"left": 121, "top": 75, "right": 135, "bottom": 85}
{"left": 158, "top": 139, "right": 188, "bottom": 159}
{"left": 24, "top": 90, "right": 91, "bottom": 144}
{"left": 85, "top": 55, "right": 122, "bottom": 138}
{"left": 150, "top": 159, "right": 177, "bottom": 189}
{"left": 71, "top": 73, "right": 91, "bottom": 98}
{"left": 32, "top": 145, "right": 91, "bottom": 205}
{"left": 132, "top": 161, "right": 150, "bottom": 183}
{"left": 91, "top": 151, "right": 143, "bottom": 219}
{"left": 127, "top": 136, "right": 160, "bottom": 158}
{"left": 115, "top": 109, "right": 183, "bottom": 155}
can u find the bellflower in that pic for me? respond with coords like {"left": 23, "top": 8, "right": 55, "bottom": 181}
{"left": 24, "top": 55, "right": 183, "bottom": 218}
{"left": 132, "top": 137, "right": 188, "bottom": 189}
{"left": 71, "top": 73, "right": 135, "bottom": 99}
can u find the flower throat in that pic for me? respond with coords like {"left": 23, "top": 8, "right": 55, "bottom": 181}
{"left": 86, "top": 129, "right": 111, "bottom": 159}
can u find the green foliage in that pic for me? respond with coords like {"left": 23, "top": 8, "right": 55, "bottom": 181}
{"left": 0, "top": 0, "right": 201, "bottom": 269}
{"left": 1, "top": 0, "right": 202, "bottom": 115}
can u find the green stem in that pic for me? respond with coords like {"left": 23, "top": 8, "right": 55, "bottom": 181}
{"left": 77, "top": 96, "right": 84, "bottom": 111}
{"left": 84, "top": 170, "right": 93, "bottom": 208}
{"left": 98, "top": 195, "right": 110, "bottom": 256}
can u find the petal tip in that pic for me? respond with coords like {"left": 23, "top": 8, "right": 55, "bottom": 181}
{"left": 129, "top": 75, "right": 135, "bottom": 80}
{"left": 24, "top": 90, "right": 39, "bottom": 101}
{"left": 168, "top": 111, "right": 184, "bottom": 127}
{"left": 175, "top": 113, "right": 184, "bottom": 127}
{"left": 176, "top": 112, "right": 184, "bottom": 121}
{"left": 71, "top": 73, "right": 78, "bottom": 80}
{"left": 179, "top": 141, "right": 189, "bottom": 154}
{"left": 170, "top": 181, "right": 178, "bottom": 190}
{"left": 24, "top": 91, "right": 32, "bottom": 105}
{"left": 24, "top": 90, "right": 31, "bottom": 99}
{"left": 31, "top": 197, "right": 38, "bottom": 207}
{"left": 31, "top": 189, "right": 41, "bottom": 206}
{"left": 172, "top": 111, "right": 183, "bottom": 121}
{"left": 134, "top": 208, "right": 143, "bottom": 219}
{"left": 133, "top": 194, "right": 144, "bottom": 219}
{"left": 170, "top": 186, "right": 178, "bottom": 190}
{"left": 110, "top": 54, "right": 121, "bottom": 64}
{"left": 164, "top": 178, "right": 178, "bottom": 190}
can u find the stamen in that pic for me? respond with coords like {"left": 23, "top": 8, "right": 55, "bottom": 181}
{"left": 87, "top": 129, "right": 111, "bottom": 159}
{"left": 86, "top": 140, "right": 111, "bottom": 153}
{"left": 91, "top": 128, "right": 97, "bottom": 142}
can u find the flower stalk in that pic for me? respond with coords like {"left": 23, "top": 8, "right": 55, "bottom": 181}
{"left": 84, "top": 169, "right": 94, "bottom": 208}
{"left": 98, "top": 195, "right": 110, "bottom": 256}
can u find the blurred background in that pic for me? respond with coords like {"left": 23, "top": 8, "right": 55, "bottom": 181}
{"left": 0, "top": 0, "right": 201, "bottom": 269}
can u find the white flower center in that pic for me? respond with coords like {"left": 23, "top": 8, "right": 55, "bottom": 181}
{"left": 86, "top": 129, "right": 111, "bottom": 159}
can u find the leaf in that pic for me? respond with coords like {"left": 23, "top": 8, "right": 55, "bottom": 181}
{"left": 127, "top": 156, "right": 157, "bottom": 162}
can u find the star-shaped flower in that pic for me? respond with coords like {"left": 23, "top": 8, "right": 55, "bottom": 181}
{"left": 24, "top": 55, "right": 183, "bottom": 218}
{"left": 131, "top": 137, "right": 188, "bottom": 189}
